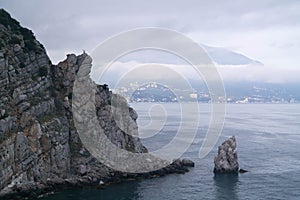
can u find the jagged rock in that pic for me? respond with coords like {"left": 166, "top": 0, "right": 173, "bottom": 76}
{"left": 0, "top": 9, "right": 196, "bottom": 199}
{"left": 0, "top": 9, "right": 194, "bottom": 199}
{"left": 214, "top": 136, "right": 239, "bottom": 173}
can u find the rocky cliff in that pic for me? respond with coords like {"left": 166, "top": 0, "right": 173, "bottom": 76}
{"left": 0, "top": 9, "right": 193, "bottom": 199}
{"left": 0, "top": 9, "right": 149, "bottom": 197}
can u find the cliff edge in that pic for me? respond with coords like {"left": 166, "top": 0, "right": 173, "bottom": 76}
{"left": 0, "top": 9, "right": 146, "bottom": 198}
{"left": 0, "top": 9, "right": 192, "bottom": 199}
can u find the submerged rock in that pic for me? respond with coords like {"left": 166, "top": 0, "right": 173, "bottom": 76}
{"left": 239, "top": 168, "right": 248, "bottom": 173}
{"left": 214, "top": 136, "right": 239, "bottom": 173}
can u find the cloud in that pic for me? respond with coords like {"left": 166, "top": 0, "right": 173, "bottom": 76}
{"left": 189, "top": 26, "right": 300, "bottom": 69}
{"left": 92, "top": 60, "right": 300, "bottom": 86}
{"left": 1, "top": 0, "right": 300, "bottom": 81}
{"left": 216, "top": 64, "right": 300, "bottom": 83}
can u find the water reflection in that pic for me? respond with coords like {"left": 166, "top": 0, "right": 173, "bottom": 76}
{"left": 214, "top": 174, "right": 239, "bottom": 200}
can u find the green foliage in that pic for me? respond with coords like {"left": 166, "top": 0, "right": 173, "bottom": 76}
{"left": 125, "top": 143, "right": 135, "bottom": 153}
{"left": 68, "top": 92, "right": 73, "bottom": 99}
{"left": 54, "top": 99, "right": 64, "bottom": 112}
{"left": 0, "top": 113, "right": 8, "bottom": 120}
{"left": 20, "top": 62, "right": 26, "bottom": 68}
{"left": 69, "top": 138, "right": 90, "bottom": 157}
{"left": 0, "top": 9, "right": 20, "bottom": 31}
{"left": 19, "top": 27, "right": 35, "bottom": 41}
{"left": 0, "top": 41, "right": 4, "bottom": 49}
{"left": 31, "top": 75, "right": 37, "bottom": 81}
{"left": 24, "top": 40, "right": 36, "bottom": 51}
{"left": 37, "top": 112, "right": 56, "bottom": 123}
{"left": 38, "top": 66, "right": 48, "bottom": 77}
{"left": 20, "top": 28, "right": 36, "bottom": 51}
{"left": 70, "top": 140, "right": 81, "bottom": 153}
{"left": 0, "top": 130, "right": 13, "bottom": 145}
{"left": 9, "top": 35, "right": 21, "bottom": 44}
{"left": 0, "top": 9, "right": 37, "bottom": 52}
{"left": 9, "top": 89, "right": 14, "bottom": 98}
{"left": 49, "top": 85, "right": 57, "bottom": 98}
{"left": 29, "top": 96, "right": 41, "bottom": 106}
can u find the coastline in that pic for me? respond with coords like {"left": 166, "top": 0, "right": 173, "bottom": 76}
{"left": 0, "top": 158, "right": 194, "bottom": 199}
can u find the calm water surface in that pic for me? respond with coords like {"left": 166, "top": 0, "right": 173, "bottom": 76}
{"left": 42, "top": 104, "right": 300, "bottom": 200}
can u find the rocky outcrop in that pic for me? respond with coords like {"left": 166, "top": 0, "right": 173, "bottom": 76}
{"left": 214, "top": 136, "right": 239, "bottom": 173}
{"left": 0, "top": 9, "right": 144, "bottom": 195}
{"left": 0, "top": 9, "right": 193, "bottom": 199}
{"left": 181, "top": 158, "right": 195, "bottom": 167}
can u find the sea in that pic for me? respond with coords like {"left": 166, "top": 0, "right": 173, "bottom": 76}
{"left": 42, "top": 103, "right": 300, "bottom": 200}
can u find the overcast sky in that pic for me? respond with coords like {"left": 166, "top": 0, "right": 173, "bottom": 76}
{"left": 1, "top": 0, "right": 300, "bottom": 82}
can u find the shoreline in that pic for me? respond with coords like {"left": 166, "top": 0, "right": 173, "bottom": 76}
{"left": 0, "top": 158, "right": 194, "bottom": 199}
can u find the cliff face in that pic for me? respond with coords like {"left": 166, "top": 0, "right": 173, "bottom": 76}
{"left": 0, "top": 9, "right": 146, "bottom": 195}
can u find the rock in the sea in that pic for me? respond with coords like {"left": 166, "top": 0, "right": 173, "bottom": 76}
{"left": 214, "top": 136, "right": 239, "bottom": 173}
{"left": 181, "top": 158, "right": 195, "bottom": 167}
{"left": 239, "top": 168, "right": 248, "bottom": 173}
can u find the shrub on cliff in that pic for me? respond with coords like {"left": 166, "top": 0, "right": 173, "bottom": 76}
{"left": 38, "top": 66, "right": 48, "bottom": 77}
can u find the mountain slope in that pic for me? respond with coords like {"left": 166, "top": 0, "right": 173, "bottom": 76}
{"left": 114, "top": 43, "right": 262, "bottom": 66}
{"left": 201, "top": 44, "right": 262, "bottom": 65}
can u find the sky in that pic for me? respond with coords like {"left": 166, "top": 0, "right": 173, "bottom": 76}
{"left": 1, "top": 0, "right": 300, "bottom": 83}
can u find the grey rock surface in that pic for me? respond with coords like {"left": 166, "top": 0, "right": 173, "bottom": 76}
{"left": 0, "top": 9, "right": 147, "bottom": 197}
{"left": 0, "top": 9, "right": 193, "bottom": 199}
{"left": 214, "top": 136, "right": 239, "bottom": 173}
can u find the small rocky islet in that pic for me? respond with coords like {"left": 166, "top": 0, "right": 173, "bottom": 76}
{"left": 214, "top": 136, "right": 248, "bottom": 174}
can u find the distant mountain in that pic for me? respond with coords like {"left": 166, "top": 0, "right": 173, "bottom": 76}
{"left": 201, "top": 44, "right": 263, "bottom": 65}
{"left": 117, "top": 44, "right": 263, "bottom": 66}
{"left": 92, "top": 43, "right": 264, "bottom": 87}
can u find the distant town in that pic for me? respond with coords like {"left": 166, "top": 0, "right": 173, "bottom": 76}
{"left": 113, "top": 82, "right": 299, "bottom": 103}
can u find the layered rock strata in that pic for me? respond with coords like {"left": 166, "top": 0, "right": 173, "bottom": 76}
{"left": 0, "top": 9, "right": 193, "bottom": 199}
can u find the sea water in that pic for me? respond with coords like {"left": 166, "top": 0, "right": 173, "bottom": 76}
{"left": 42, "top": 103, "right": 300, "bottom": 200}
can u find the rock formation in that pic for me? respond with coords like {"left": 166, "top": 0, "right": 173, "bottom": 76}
{"left": 0, "top": 9, "right": 193, "bottom": 199}
{"left": 181, "top": 158, "right": 195, "bottom": 167}
{"left": 214, "top": 136, "right": 239, "bottom": 173}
